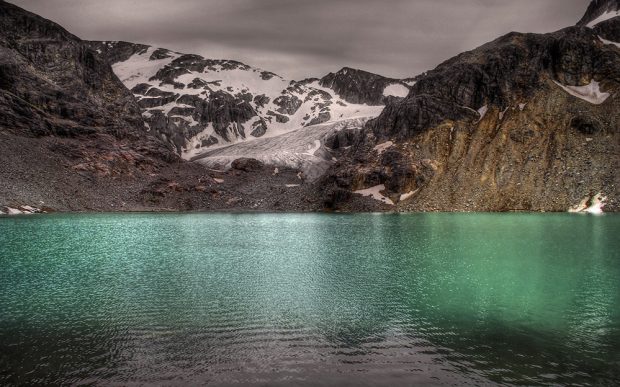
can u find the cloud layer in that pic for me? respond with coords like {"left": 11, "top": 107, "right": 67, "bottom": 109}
{"left": 11, "top": 0, "right": 589, "bottom": 79}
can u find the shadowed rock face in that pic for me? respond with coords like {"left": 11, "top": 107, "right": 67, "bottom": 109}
{"left": 0, "top": 1, "right": 144, "bottom": 138}
{"left": 319, "top": 67, "right": 409, "bottom": 105}
{"left": 577, "top": 0, "right": 619, "bottom": 26}
{"left": 368, "top": 24, "right": 620, "bottom": 141}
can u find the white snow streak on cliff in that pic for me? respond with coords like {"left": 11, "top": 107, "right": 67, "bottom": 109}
{"left": 553, "top": 80, "right": 610, "bottom": 105}
{"left": 587, "top": 10, "right": 620, "bottom": 27}
{"left": 599, "top": 36, "right": 620, "bottom": 48}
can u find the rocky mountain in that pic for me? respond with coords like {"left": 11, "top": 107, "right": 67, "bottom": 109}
{"left": 88, "top": 41, "right": 410, "bottom": 160}
{"left": 0, "top": 0, "right": 315, "bottom": 213}
{"left": 0, "top": 0, "right": 193, "bottom": 211}
{"left": 317, "top": 5, "right": 619, "bottom": 212}
{"left": 577, "top": 0, "right": 619, "bottom": 27}
{"left": 1, "top": 0, "right": 618, "bottom": 214}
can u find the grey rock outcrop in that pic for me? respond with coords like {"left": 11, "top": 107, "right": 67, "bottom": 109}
{"left": 577, "top": 0, "right": 619, "bottom": 26}
{"left": 320, "top": 67, "right": 409, "bottom": 105}
{"left": 0, "top": 1, "right": 144, "bottom": 138}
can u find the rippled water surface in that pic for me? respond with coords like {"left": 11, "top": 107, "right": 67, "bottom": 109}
{"left": 1, "top": 213, "right": 619, "bottom": 386}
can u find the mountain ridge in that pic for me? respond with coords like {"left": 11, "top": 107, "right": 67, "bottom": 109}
{"left": 88, "top": 40, "right": 411, "bottom": 159}
{"left": 577, "top": 0, "right": 620, "bottom": 27}
{"left": 317, "top": 13, "right": 619, "bottom": 212}
{"left": 1, "top": 0, "right": 618, "bottom": 213}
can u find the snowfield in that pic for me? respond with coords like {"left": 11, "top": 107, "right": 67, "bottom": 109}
{"left": 192, "top": 117, "right": 372, "bottom": 181}
{"left": 383, "top": 83, "right": 409, "bottom": 98}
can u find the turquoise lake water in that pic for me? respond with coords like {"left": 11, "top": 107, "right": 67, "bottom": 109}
{"left": 0, "top": 213, "right": 619, "bottom": 386}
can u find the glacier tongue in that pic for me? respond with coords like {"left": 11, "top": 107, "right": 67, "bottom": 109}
{"left": 191, "top": 117, "right": 371, "bottom": 181}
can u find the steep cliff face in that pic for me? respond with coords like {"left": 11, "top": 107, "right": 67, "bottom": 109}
{"left": 577, "top": 0, "right": 619, "bottom": 27}
{"left": 0, "top": 1, "right": 144, "bottom": 137}
{"left": 321, "top": 13, "right": 620, "bottom": 212}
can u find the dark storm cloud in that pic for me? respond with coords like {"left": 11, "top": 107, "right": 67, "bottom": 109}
{"left": 10, "top": 0, "right": 589, "bottom": 79}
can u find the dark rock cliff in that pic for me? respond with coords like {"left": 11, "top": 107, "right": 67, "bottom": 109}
{"left": 577, "top": 0, "right": 619, "bottom": 26}
{"left": 0, "top": 1, "right": 144, "bottom": 138}
{"left": 319, "top": 67, "right": 409, "bottom": 105}
{"left": 368, "top": 24, "right": 619, "bottom": 141}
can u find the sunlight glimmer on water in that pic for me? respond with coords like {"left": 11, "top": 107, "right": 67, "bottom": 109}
{"left": 0, "top": 213, "right": 618, "bottom": 385}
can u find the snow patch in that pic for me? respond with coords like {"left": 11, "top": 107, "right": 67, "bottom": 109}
{"left": 599, "top": 35, "right": 620, "bottom": 48}
{"left": 569, "top": 193, "right": 606, "bottom": 215}
{"left": 553, "top": 80, "right": 610, "bottom": 105}
{"left": 214, "top": 178, "right": 224, "bottom": 184}
{"left": 354, "top": 185, "right": 394, "bottom": 205}
{"left": 587, "top": 10, "right": 620, "bottom": 28}
{"left": 146, "top": 102, "right": 193, "bottom": 115}
{"left": 171, "top": 115, "right": 199, "bottom": 127}
{"left": 518, "top": 103, "right": 527, "bottom": 111}
{"left": 285, "top": 184, "right": 300, "bottom": 188}
{"left": 383, "top": 84, "right": 409, "bottom": 98}
{"left": 477, "top": 105, "right": 488, "bottom": 122}
{"left": 373, "top": 141, "right": 394, "bottom": 155}
{"left": 499, "top": 107, "right": 509, "bottom": 120}
{"left": 112, "top": 47, "right": 180, "bottom": 90}
{"left": 399, "top": 190, "right": 418, "bottom": 202}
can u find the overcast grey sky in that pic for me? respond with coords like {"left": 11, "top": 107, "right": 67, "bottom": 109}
{"left": 11, "top": 0, "right": 589, "bottom": 79}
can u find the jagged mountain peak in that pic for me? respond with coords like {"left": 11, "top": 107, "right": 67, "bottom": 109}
{"left": 577, "top": 0, "right": 620, "bottom": 27}
{"left": 88, "top": 41, "right": 401, "bottom": 159}
{"left": 333, "top": 67, "right": 373, "bottom": 75}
